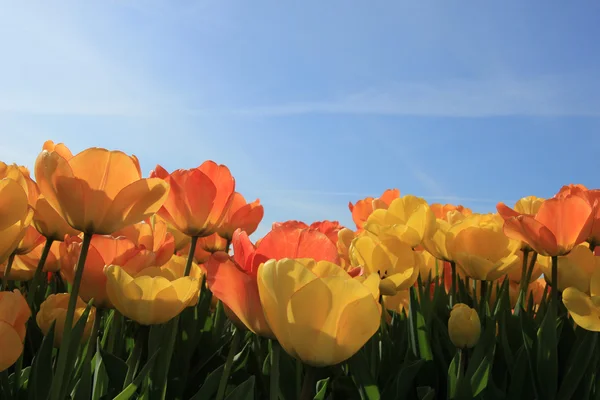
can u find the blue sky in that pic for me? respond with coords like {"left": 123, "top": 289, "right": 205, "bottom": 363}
{"left": 2, "top": 1, "right": 600, "bottom": 237}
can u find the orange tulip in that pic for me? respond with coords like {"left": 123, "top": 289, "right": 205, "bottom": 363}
{"left": 0, "top": 179, "right": 34, "bottom": 265}
{"left": 179, "top": 232, "right": 228, "bottom": 264}
{"left": 348, "top": 189, "right": 400, "bottom": 230}
{"left": 151, "top": 161, "right": 235, "bottom": 238}
{"left": 500, "top": 195, "right": 593, "bottom": 256}
{"left": 272, "top": 220, "right": 344, "bottom": 245}
{"left": 62, "top": 234, "right": 157, "bottom": 307}
{"left": 1, "top": 240, "right": 70, "bottom": 281}
{"left": 581, "top": 189, "right": 600, "bottom": 247}
{"left": 0, "top": 289, "right": 30, "bottom": 372}
{"left": 430, "top": 203, "right": 473, "bottom": 220}
{"left": 555, "top": 183, "right": 589, "bottom": 199}
{"left": 217, "top": 192, "right": 264, "bottom": 240}
{"left": 113, "top": 220, "right": 175, "bottom": 267}
{"left": 204, "top": 224, "right": 340, "bottom": 337}
{"left": 35, "top": 141, "right": 169, "bottom": 235}
{"left": 0, "top": 162, "right": 39, "bottom": 206}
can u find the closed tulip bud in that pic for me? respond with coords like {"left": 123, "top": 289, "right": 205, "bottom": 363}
{"left": 364, "top": 195, "right": 436, "bottom": 248}
{"left": 105, "top": 264, "right": 199, "bottom": 325}
{"left": 448, "top": 303, "right": 481, "bottom": 349}
{"left": 36, "top": 293, "right": 95, "bottom": 348}
{"left": 0, "top": 289, "right": 31, "bottom": 372}
{"left": 257, "top": 258, "right": 381, "bottom": 366}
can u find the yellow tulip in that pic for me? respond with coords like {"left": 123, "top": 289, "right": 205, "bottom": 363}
{"left": 140, "top": 254, "right": 204, "bottom": 304}
{"left": 537, "top": 244, "right": 599, "bottom": 293}
{"left": 447, "top": 214, "right": 520, "bottom": 281}
{"left": 0, "top": 162, "right": 39, "bottom": 206}
{"left": 563, "top": 269, "right": 600, "bottom": 332}
{"left": 33, "top": 196, "right": 80, "bottom": 242}
{"left": 36, "top": 294, "right": 96, "bottom": 348}
{"left": 422, "top": 211, "right": 468, "bottom": 262}
{"left": 0, "top": 178, "right": 34, "bottom": 264}
{"left": 0, "top": 289, "right": 30, "bottom": 372}
{"left": 448, "top": 303, "right": 481, "bottom": 349}
{"left": 349, "top": 234, "right": 420, "bottom": 295}
{"left": 257, "top": 258, "right": 381, "bottom": 367}
{"left": 336, "top": 228, "right": 356, "bottom": 270}
{"left": 105, "top": 264, "right": 199, "bottom": 325}
{"left": 35, "top": 143, "right": 169, "bottom": 235}
{"left": 363, "top": 195, "right": 436, "bottom": 248}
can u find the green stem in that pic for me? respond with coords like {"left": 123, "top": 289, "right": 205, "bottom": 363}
{"left": 270, "top": 340, "right": 280, "bottom": 400}
{"left": 125, "top": 325, "right": 148, "bottom": 387}
{"left": 551, "top": 255, "right": 559, "bottom": 310}
{"left": 1, "top": 252, "right": 16, "bottom": 290}
{"left": 457, "top": 348, "right": 465, "bottom": 381}
{"left": 295, "top": 359, "right": 303, "bottom": 399}
{"left": 184, "top": 236, "right": 198, "bottom": 276}
{"left": 86, "top": 308, "right": 103, "bottom": 364}
{"left": 216, "top": 328, "right": 243, "bottom": 400}
{"left": 213, "top": 300, "right": 226, "bottom": 342}
{"left": 516, "top": 249, "right": 530, "bottom": 312}
{"left": 299, "top": 366, "right": 317, "bottom": 400}
{"left": 450, "top": 261, "right": 457, "bottom": 307}
{"left": 49, "top": 232, "right": 93, "bottom": 400}
{"left": 26, "top": 239, "right": 53, "bottom": 309}
{"left": 480, "top": 281, "right": 488, "bottom": 315}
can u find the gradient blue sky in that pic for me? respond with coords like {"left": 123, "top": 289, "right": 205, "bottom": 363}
{"left": 2, "top": 1, "right": 600, "bottom": 237}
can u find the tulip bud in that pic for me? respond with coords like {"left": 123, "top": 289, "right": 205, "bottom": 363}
{"left": 36, "top": 293, "right": 96, "bottom": 348}
{"left": 448, "top": 303, "right": 481, "bottom": 349}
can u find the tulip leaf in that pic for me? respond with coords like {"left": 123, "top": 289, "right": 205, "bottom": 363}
{"left": 507, "top": 347, "right": 532, "bottom": 399}
{"left": 98, "top": 346, "right": 128, "bottom": 394}
{"left": 408, "top": 287, "right": 433, "bottom": 361}
{"left": 348, "top": 349, "right": 381, "bottom": 400}
{"left": 465, "top": 318, "right": 496, "bottom": 397}
{"left": 72, "top": 357, "right": 92, "bottom": 400}
{"left": 519, "top": 308, "right": 539, "bottom": 399}
{"left": 557, "top": 329, "right": 598, "bottom": 400}
{"left": 224, "top": 375, "right": 255, "bottom": 400}
{"left": 29, "top": 321, "right": 56, "bottom": 400}
{"left": 381, "top": 359, "right": 424, "bottom": 400}
{"left": 62, "top": 302, "right": 94, "bottom": 398}
{"left": 447, "top": 352, "right": 459, "bottom": 399}
{"left": 189, "top": 364, "right": 225, "bottom": 400}
{"left": 536, "top": 306, "right": 558, "bottom": 400}
{"left": 417, "top": 386, "right": 436, "bottom": 400}
{"left": 313, "top": 378, "right": 330, "bottom": 400}
{"left": 112, "top": 349, "right": 159, "bottom": 400}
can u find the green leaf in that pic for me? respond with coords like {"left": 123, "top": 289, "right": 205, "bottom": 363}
{"left": 73, "top": 358, "right": 92, "bottom": 400}
{"left": 381, "top": 359, "right": 425, "bottom": 400}
{"left": 536, "top": 306, "right": 558, "bottom": 400}
{"left": 62, "top": 302, "right": 94, "bottom": 398}
{"left": 224, "top": 376, "right": 255, "bottom": 400}
{"left": 447, "top": 352, "right": 460, "bottom": 399}
{"left": 112, "top": 349, "right": 159, "bottom": 400}
{"left": 313, "top": 378, "right": 330, "bottom": 400}
{"left": 507, "top": 347, "right": 531, "bottom": 399}
{"left": 465, "top": 318, "right": 496, "bottom": 397}
{"left": 408, "top": 287, "right": 433, "bottom": 361}
{"left": 519, "top": 308, "right": 540, "bottom": 399}
{"left": 98, "top": 346, "right": 128, "bottom": 393}
{"left": 348, "top": 349, "right": 381, "bottom": 400}
{"left": 417, "top": 386, "right": 436, "bottom": 400}
{"left": 557, "top": 329, "right": 598, "bottom": 400}
{"left": 189, "top": 365, "right": 226, "bottom": 400}
{"left": 29, "top": 321, "right": 56, "bottom": 400}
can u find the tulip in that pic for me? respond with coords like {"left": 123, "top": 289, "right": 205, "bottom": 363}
{"left": 555, "top": 183, "right": 589, "bottom": 199}
{"left": 257, "top": 258, "right": 381, "bottom": 366}
{"left": 0, "top": 289, "right": 30, "bottom": 372}
{"left": 36, "top": 293, "right": 96, "bottom": 348}
{"left": 272, "top": 220, "right": 343, "bottom": 246}
{"left": 0, "top": 162, "right": 39, "bottom": 206}
{"left": 0, "top": 178, "right": 34, "bottom": 265}
{"left": 430, "top": 203, "right": 472, "bottom": 220}
{"left": 35, "top": 142, "right": 169, "bottom": 235}
{"left": 62, "top": 234, "right": 158, "bottom": 307}
{"left": 448, "top": 303, "right": 481, "bottom": 349}
{"left": 204, "top": 224, "right": 339, "bottom": 337}
{"left": 563, "top": 269, "right": 600, "bottom": 332}
{"left": 500, "top": 195, "right": 593, "bottom": 257}
{"left": 151, "top": 161, "right": 235, "bottom": 238}
{"left": 497, "top": 196, "right": 545, "bottom": 251}
{"left": 422, "top": 210, "right": 468, "bottom": 262}
{"left": 217, "top": 192, "right": 264, "bottom": 240}
{"left": 537, "top": 244, "right": 599, "bottom": 293}
{"left": 348, "top": 188, "right": 400, "bottom": 230}
{"left": 382, "top": 289, "right": 410, "bottom": 314}
{"left": 6, "top": 240, "right": 69, "bottom": 280}
{"left": 33, "top": 197, "right": 80, "bottom": 242}
{"left": 447, "top": 214, "right": 520, "bottom": 281}
{"left": 419, "top": 250, "right": 444, "bottom": 281}
{"left": 336, "top": 228, "right": 356, "bottom": 270}
{"left": 349, "top": 234, "right": 420, "bottom": 295}
{"left": 104, "top": 264, "right": 199, "bottom": 325}
{"left": 154, "top": 214, "right": 191, "bottom": 252}
{"left": 364, "top": 195, "right": 436, "bottom": 248}
{"left": 113, "top": 220, "right": 175, "bottom": 267}
{"left": 180, "top": 233, "right": 228, "bottom": 264}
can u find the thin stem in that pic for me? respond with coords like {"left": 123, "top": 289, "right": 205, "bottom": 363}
{"left": 457, "top": 348, "right": 465, "bottom": 381}
{"left": 480, "top": 281, "right": 488, "bottom": 315}
{"left": 295, "top": 359, "right": 303, "bottom": 399}
{"left": 216, "top": 328, "right": 243, "bottom": 400}
{"left": 551, "top": 256, "right": 559, "bottom": 309}
{"left": 85, "top": 308, "right": 103, "bottom": 364}
{"left": 1, "top": 252, "right": 16, "bottom": 290}
{"left": 450, "top": 261, "right": 457, "bottom": 307}
{"left": 184, "top": 236, "right": 199, "bottom": 276}
{"left": 270, "top": 340, "right": 280, "bottom": 400}
{"left": 26, "top": 239, "right": 53, "bottom": 309}
{"left": 49, "top": 232, "right": 93, "bottom": 400}
{"left": 517, "top": 249, "right": 530, "bottom": 312}
{"left": 299, "top": 366, "right": 317, "bottom": 400}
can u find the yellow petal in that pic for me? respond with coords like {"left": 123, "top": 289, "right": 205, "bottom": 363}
{"left": 563, "top": 288, "right": 600, "bottom": 332}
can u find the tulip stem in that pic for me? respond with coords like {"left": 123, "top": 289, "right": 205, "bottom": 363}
{"left": 299, "top": 366, "right": 317, "bottom": 400}
{"left": 49, "top": 232, "right": 92, "bottom": 400}
{"left": 184, "top": 236, "right": 199, "bottom": 277}
{"left": 26, "top": 239, "right": 53, "bottom": 310}
{"left": 216, "top": 327, "right": 243, "bottom": 400}
{"left": 0, "top": 252, "right": 16, "bottom": 291}
{"left": 551, "top": 256, "right": 558, "bottom": 309}
{"left": 270, "top": 340, "right": 280, "bottom": 400}
{"left": 516, "top": 249, "right": 530, "bottom": 313}
{"left": 450, "top": 261, "right": 457, "bottom": 307}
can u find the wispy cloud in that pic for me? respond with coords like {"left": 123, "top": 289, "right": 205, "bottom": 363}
{"left": 224, "top": 76, "right": 600, "bottom": 118}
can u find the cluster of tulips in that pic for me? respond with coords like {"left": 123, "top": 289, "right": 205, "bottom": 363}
{"left": 1, "top": 140, "right": 600, "bottom": 400}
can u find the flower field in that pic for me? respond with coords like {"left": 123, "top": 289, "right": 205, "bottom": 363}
{"left": 1, "top": 140, "right": 600, "bottom": 400}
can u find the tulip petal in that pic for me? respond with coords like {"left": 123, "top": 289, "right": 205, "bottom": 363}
{"left": 232, "top": 230, "right": 258, "bottom": 274}
{"left": 496, "top": 202, "right": 520, "bottom": 220}
{"left": 286, "top": 276, "right": 379, "bottom": 366}
{"left": 0, "top": 321, "right": 23, "bottom": 372}
{"left": 503, "top": 215, "right": 559, "bottom": 256}
{"left": 563, "top": 288, "right": 600, "bottom": 332}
